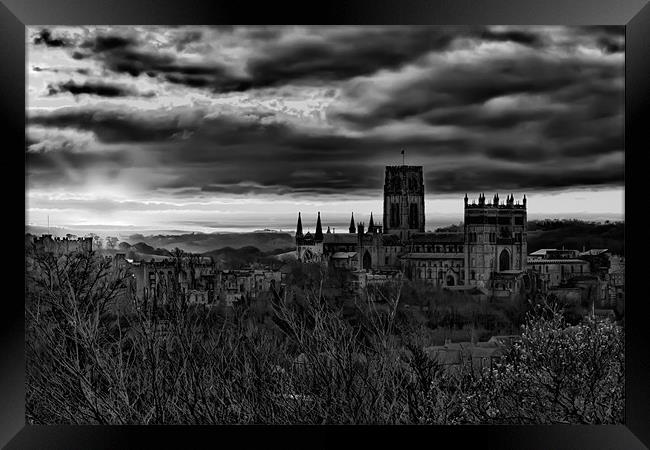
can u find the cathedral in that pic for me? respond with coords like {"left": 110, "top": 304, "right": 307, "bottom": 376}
{"left": 295, "top": 164, "right": 528, "bottom": 293}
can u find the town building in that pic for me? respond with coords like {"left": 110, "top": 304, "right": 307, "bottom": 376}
{"left": 27, "top": 234, "right": 93, "bottom": 255}
{"left": 127, "top": 256, "right": 285, "bottom": 308}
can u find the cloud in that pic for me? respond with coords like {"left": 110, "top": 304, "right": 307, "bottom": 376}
{"left": 32, "top": 29, "right": 71, "bottom": 47}
{"left": 28, "top": 107, "right": 204, "bottom": 143}
{"left": 27, "top": 100, "right": 624, "bottom": 197}
{"left": 26, "top": 26, "right": 624, "bottom": 207}
{"left": 46, "top": 80, "right": 155, "bottom": 98}
{"left": 56, "top": 26, "right": 559, "bottom": 94}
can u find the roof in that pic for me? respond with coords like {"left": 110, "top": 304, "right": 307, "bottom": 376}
{"left": 529, "top": 248, "right": 557, "bottom": 256}
{"left": 331, "top": 252, "right": 357, "bottom": 259}
{"left": 527, "top": 258, "right": 589, "bottom": 264}
{"left": 579, "top": 249, "right": 609, "bottom": 256}
{"left": 323, "top": 233, "right": 357, "bottom": 244}
{"left": 409, "top": 232, "right": 464, "bottom": 244}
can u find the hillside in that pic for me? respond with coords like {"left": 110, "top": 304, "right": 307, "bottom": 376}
{"left": 527, "top": 220, "right": 624, "bottom": 255}
{"left": 125, "top": 231, "right": 294, "bottom": 254}
{"left": 202, "top": 246, "right": 295, "bottom": 268}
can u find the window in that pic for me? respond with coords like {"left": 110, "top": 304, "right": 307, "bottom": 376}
{"left": 409, "top": 203, "right": 419, "bottom": 229}
{"left": 390, "top": 203, "right": 400, "bottom": 227}
{"left": 499, "top": 249, "right": 510, "bottom": 271}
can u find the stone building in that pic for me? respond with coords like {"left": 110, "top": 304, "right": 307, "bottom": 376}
{"left": 295, "top": 164, "right": 529, "bottom": 297}
{"left": 29, "top": 234, "right": 93, "bottom": 254}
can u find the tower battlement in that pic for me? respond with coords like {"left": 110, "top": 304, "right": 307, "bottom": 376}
{"left": 464, "top": 193, "right": 527, "bottom": 209}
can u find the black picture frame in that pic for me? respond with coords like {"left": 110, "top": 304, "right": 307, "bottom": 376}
{"left": 4, "top": 0, "right": 648, "bottom": 448}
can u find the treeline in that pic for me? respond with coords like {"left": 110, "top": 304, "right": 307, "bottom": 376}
{"left": 25, "top": 251, "right": 624, "bottom": 424}
{"left": 527, "top": 219, "right": 624, "bottom": 255}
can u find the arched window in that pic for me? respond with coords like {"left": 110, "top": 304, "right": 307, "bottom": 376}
{"left": 363, "top": 251, "right": 372, "bottom": 270}
{"left": 499, "top": 249, "right": 510, "bottom": 271}
{"left": 390, "top": 203, "right": 400, "bottom": 227}
{"left": 446, "top": 275, "right": 455, "bottom": 286}
{"left": 409, "top": 203, "right": 419, "bottom": 229}
{"left": 392, "top": 176, "right": 401, "bottom": 191}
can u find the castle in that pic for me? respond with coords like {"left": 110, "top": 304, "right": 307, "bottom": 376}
{"left": 295, "top": 164, "right": 528, "bottom": 295}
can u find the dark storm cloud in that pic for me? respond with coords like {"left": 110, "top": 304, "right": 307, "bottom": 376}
{"left": 334, "top": 55, "right": 622, "bottom": 129}
{"left": 32, "top": 29, "right": 71, "bottom": 47}
{"left": 428, "top": 160, "right": 624, "bottom": 194}
{"left": 46, "top": 80, "right": 155, "bottom": 98}
{"left": 64, "top": 26, "right": 551, "bottom": 93}
{"left": 71, "top": 33, "right": 249, "bottom": 91}
{"left": 26, "top": 101, "right": 623, "bottom": 197}
{"left": 28, "top": 108, "right": 200, "bottom": 143}
{"left": 28, "top": 26, "right": 624, "bottom": 198}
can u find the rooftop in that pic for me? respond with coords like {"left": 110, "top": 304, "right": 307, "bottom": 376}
{"left": 408, "top": 232, "right": 464, "bottom": 244}
{"left": 323, "top": 233, "right": 357, "bottom": 244}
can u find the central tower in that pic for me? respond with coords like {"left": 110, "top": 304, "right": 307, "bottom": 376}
{"left": 383, "top": 165, "right": 425, "bottom": 241}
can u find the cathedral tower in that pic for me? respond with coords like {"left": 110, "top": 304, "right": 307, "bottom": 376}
{"left": 383, "top": 165, "right": 425, "bottom": 241}
{"left": 464, "top": 194, "right": 527, "bottom": 287}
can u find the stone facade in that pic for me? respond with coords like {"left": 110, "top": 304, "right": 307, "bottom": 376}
{"left": 29, "top": 234, "right": 93, "bottom": 254}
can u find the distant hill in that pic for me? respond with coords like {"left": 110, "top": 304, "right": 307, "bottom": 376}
{"left": 527, "top": 220, "right": 624, "bottom": 255}
{"left": 202, "top": 245, "right": 294, "bottom": 268}
{"left": 125, "top": 232, "right": 294, "bottom": 254}
{"left": 132, "top": 242, "right": 171, "bottom": 256}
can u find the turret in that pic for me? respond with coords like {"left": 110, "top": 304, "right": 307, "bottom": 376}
{"left": 464, "top": 193, "right": 468, "bottom": 207}
{"left": 357, "top": 222, "right": 365, "bottom": 236}
{"left": 315, "top": 212, "right": 323, "bottom": 242}
{"left": 326, "top": 226, "right": 331, "bottom": 234}
{"left": 493, "top": 193, "right": 499, "bottom": 206}
{"left": 523, "top": 194, "right": 527, "bottom": 207}
{"left": 349, "top": 213, "right": 356, "bottom": 233}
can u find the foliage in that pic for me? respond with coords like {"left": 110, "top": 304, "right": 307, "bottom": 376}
{"left": 456, "top": 304, "right": 624, "bottom": 424}
{"left": 25, "top": 251, "right": 624, "bottom": 424}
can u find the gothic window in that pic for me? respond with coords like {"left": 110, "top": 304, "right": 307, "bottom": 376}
{"left": 363, "top": 251, "right": 372, "bottom": 270}
{"left": 391, "top": 203, "right": 400, "bottom": 227}
{"left": 499, "top": 249, "right": 510, "bottom": 271}
{"left": 409, "top": 203, "right": 419, "bottom": 229}
{"left": 408, "top": 177, "right": 414, "bottom": 191}
{"left": 392, "top": 176, "right": 401, "bottom": 192}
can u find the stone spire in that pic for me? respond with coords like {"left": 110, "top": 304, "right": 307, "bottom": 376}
{"left": 296, "top": 212, "right": 303, "bottom": 237}
{"left": 368, "top": 212, "right": 375, "bottom": 231}
{"left": 315, "top": 211, "right": 323, "bottom": 242}
{"left": 349, "top": 212, "right": 356, "bottom": 233}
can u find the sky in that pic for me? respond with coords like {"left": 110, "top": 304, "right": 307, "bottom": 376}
{"left": 26, "top": 26, "right": 625, "bottom": 234}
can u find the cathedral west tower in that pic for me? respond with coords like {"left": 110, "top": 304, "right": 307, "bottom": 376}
{"left": 383, "top": 165, "right": 425, "bottom": 241}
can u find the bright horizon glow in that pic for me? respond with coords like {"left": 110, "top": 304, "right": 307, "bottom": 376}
{"left": 26, "top": 186, "right": 624, "bottom": 236}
